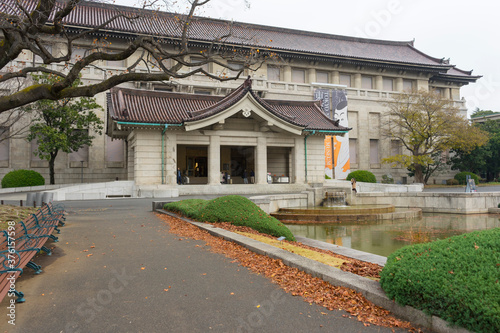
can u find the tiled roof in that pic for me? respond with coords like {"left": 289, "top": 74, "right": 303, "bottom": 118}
{"left": 1, "top": 0, "right": 475, "bottom": 76}
{"left": 108, "top": 78, "right": 350, "bottom": 132}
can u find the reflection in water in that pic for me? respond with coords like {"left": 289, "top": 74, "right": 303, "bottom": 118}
{"left": 286, "top": 213, "right": 500, "bottom": 257}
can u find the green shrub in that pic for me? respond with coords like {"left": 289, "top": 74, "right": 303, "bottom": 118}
{"left": 163, "top": 199, "right": 208, "bottom": 220}
{"left": 446, "top": 178, "right": 459, "bottom": 186}
{"left": 164, "top": 195, "right": 295, "bottom": 241}
{"left": 346, "top": 170, "right": 376, "bottom": 183}
{"left": 380, "top": 228, "right": 500, "bottom": 333}
{"left": 454, "top": 172, "right": 479, "bottom": 185}
{"left": 325, "top": 174, "right": 332, "bottom": 180}
{"left": 1, "top": 169, "right": 45, "bottom": 188}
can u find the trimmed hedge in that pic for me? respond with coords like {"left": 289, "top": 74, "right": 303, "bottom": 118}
{"left": 164, "top": 195, "right": 295, "bottom": 241}
{"left": 1, "top": 169, "right": 45, "bottom": 188}
{"left": 380, "top": 228, "right": 500, "bottom": 333}
{"left": 454, "top": 171, "right": 479, "bottom": 185}
{"left": 346, "top": 170, "right": 376, "bottom": 183}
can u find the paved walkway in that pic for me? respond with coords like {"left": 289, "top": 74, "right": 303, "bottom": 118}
{"left": 0, "top": 198, "right": 408, "bottom": 333}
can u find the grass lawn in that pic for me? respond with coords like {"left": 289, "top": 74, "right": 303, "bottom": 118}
{"left": 0, "top": 205, "right": 38, "bottom": 230}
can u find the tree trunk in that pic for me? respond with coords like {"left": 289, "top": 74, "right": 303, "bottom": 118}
{"left": 49, "top": 152, "right": 58, "bottom": 185}
{"left": 413, "top": 163, "right": 424, "bottom": 184}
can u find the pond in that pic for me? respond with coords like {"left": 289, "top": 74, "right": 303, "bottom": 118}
{"left": 286, "top": 213, "right": 500, "bottom": 257}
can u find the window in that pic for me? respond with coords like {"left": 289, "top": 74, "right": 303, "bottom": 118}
{"left": 433, "top": 87, "right": 444, "bottom": 97}
{"left": 383, "top": 78, "right": 394, "bottom": 91}
{"left": 106, "top": 137, "right": 124, "bottom": 162}
{"left": 339, "top": 73, "right": 351, "bottom": 87}
{"left": 403, "top": 79, "right": 414, "bottom": 91}
{"left": 194, "top": 89, "right": 212, "bottom": 95}
{"left": 391, "top": 140, "right": 401, "bottom": 157}
{"left": 153, "top": 85, "right": 174, "bottom": 92}
{"left": 69, "top": 145, "right": 89, "bottom": 163}
{"left": 226, "top": 61, "right": 244, "bottom": 76}
{"left": 316, "top": 71, "right": 329, "bottom": 84}
{"left": 71, "top": 46, "right": 90, "bottom": 63}
{"left": 292, "top": 68, "right": 306, "bottom": 83}
{"left": 349, "top": 139, "right": 358, "bottom": 165}
{"left": 105, "top": 50, "right": 127, "bottom": 68}
{"left": 267, "top": 66, "right": 281, "bottom": 81}
{"left": 190, "top": 57, "right": 209, "bottom": 72}
{"left": 69, "top": 130, "right": 89, "bottom": 163}
{"left": 0, "top": 127, "right": 9, "bottom": 162}
{"left": 370, "top": 139, "right": 379, "bottom": 164}
{"left": 361, "top": 76, "right": 373, "bottom": 89}
{"left": 31, "top": 140, "right": 43, "bottom": 161}
{"left": 34, "top": 44, "right": 52, "bottom": 64}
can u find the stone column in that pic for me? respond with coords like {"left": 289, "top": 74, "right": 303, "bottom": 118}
{"left": 353, "top": 74, "right": 362, "bottom": 89}
{"left": 134, "top": 130, "right": 162, "bottom": 185}
{"left": 332, "top": 71, "right": 340, "bottom": 85}
{"left": 255, "top": 137, "right": 267, "bottom": 184}
{"left": 375, "top": 75, "right": 383, "bottom": 90}
{"left": 416, "top": 79, "right": 429, "bottom": 92}
{"left": 283, "top": 66, "right": 292, "bottom": 82}
{"left": 293, "top": 137, "right": 305, "bottom": 184}
{"left": 395, "top": 78, "right": 404, "bottom": 91}
{"left": 208, "top": 135, "right": 221, "bottom": 185}
{"left": 308, "top": 68, "right": 316, "bottom": 83}
{"left": 165, "top": 133, "right": 177, "bottom": 185}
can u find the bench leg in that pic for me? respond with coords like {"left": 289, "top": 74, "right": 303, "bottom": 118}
{"left": 55, "top": 227, "right": 61, "bottom": 234}
{"left": 49, "top": 235, "right": 59, "bottom": 242}
{"left": 59, "top": 220, "right": 66, "bottom": 227}
{"left": 13, "top": 290, "right": 25, "bottom": 303}
{"left": 26, "top": 261, "right": 43, "bottom": 275}
{"left": 41, "top": 246, "right": 52, "bottom": 256}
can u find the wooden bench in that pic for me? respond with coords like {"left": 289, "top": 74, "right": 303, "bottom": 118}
{"left": 0, "top": 203, "right": 65, "bottom": 303}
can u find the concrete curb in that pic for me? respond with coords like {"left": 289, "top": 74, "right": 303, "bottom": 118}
{"left": 157, "top": 209, "right": 473, "bottom": 333}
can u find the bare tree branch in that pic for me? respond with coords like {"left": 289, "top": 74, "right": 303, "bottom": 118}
{"left": 0, "top": 0, "right": 265, "bottom": 113}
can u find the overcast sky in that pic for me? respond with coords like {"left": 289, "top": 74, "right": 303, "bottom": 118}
{"left": 121, "top": 0, "right": 500, "bottom": 116}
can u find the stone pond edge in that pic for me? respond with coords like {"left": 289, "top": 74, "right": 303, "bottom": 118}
{"left": 154, "top": 205, "right": 473, "bottom": 333}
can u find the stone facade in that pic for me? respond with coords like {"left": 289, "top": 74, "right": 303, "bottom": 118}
{"left": 0, "top": 2, "right": 479, "bottom": 186}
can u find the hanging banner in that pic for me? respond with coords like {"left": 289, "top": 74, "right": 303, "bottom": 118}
{"left": 332, "top": 90, "right": 350, "bottom": 180}
{"left": 313, "top": 89, "right": 331, "bottom": 118}
{"left": 324, "top": 136, "right": 334, "bottom": 179}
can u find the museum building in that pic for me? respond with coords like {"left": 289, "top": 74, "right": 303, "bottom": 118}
{"left": 0, "top": 1, "right": 480, "bottom": 187}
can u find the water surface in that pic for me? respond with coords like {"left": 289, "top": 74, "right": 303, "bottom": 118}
{"left": 286, "top": 213, "right": 500, "bottom": 257}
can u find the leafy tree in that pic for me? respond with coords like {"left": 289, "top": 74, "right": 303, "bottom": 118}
{"left": 449, "top": 119, "right": 500, "bottom": 181}
{"left": 0, "top": 0, "right": 262, "bottom": 113}
{"left": 406, "top": 151, "right": 449, "bottom": 185}
{"left": 381, "top": 89, "right": 488, "bottom": 184}
{"left": 470, "top": 108, "right": 498, "bottom": 118}
{"left": 25, "top": 74, "right": 103, "bottom": 185}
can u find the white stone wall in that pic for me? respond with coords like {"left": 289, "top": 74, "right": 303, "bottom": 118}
{"left": 1, "top": 33, "right": 470, "bottom": 186}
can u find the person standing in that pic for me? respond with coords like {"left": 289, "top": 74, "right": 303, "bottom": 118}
{"left": 250, "top": 170, "right": 255, "bottom": 184}
{"left": 243, "top": 169, "right": 248, "bottom": 184}
{"left": 177, "top": 168, "right": 182, "bottom": 185}
{"left": 351, "top": 177, "right": 357, "bottom": 194}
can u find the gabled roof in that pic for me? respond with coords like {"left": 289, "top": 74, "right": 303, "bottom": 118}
{"left": 108, "top": 77, "right": 350, "bottom": 133}
{"left": 1, "top": 0, "right": 477, "bottom": 78}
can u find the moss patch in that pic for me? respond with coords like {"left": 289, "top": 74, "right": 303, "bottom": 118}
{"left": 164, "top": 195, "right": 295, "bottom": 241}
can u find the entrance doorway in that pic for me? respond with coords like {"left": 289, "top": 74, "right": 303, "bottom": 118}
{"left": 220, "top": 146, "right": 254, "bottom": 184}
{"left": 177, "top": 145, "right": 208, "bottom": 184}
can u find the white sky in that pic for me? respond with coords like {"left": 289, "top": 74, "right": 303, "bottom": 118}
{"left": 120, "top": 0, "right": 500, "bottom": 116}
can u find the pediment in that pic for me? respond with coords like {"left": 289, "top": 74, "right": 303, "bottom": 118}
{"left": 183, "top": 92, "right": 304, "bottom": 135}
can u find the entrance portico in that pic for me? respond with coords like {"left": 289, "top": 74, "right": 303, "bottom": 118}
{"left": 107, "top": 77, "right": 350, "bottom": 188}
